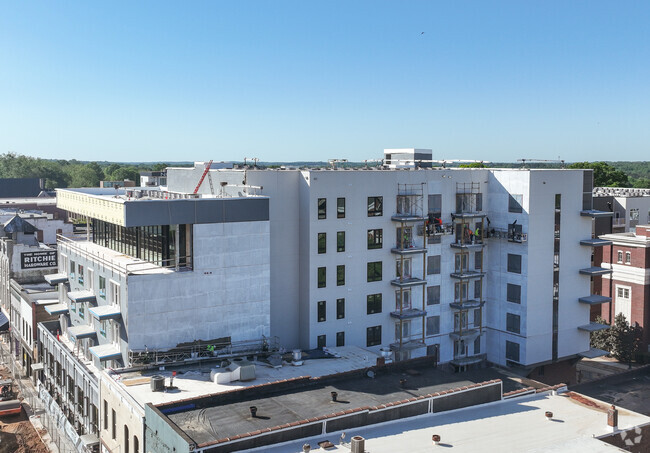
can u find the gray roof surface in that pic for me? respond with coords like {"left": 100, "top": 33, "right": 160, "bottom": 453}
{"left": 571, "top": 366, "right": 650, "bottom": 416}
{"left": 167, "top": 366, "right": 527, "bottom": 446}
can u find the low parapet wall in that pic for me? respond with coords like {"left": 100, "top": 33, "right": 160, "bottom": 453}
{"left": 196, "top": 379, "right": 502, "bottom": 453}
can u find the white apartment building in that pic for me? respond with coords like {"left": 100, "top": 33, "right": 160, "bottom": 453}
{"left": 166, "top": 149, "right": 605, "bottom": 372}
{"left": 36, "top": 186, "right": 271, "bottom": 450}
{"left": 593, "top": 186, "right": 650, "bottom": 233}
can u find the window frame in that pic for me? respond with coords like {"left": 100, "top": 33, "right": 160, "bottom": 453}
{"left": 366, "top": 325, "right": 382, "bottom": 347}
{"left": 506, "top": 283, "right": 521, "bottom": 304}
{"left": 336, "top": 298, "right": 345, "bottom": 319}
{"left": 318, "top": 198, "right": 327, "bottom": 219}
{"left": 336, "top": 265, "right": 345, "bottom": 286}
{"left": 367, "top": 196, "right": 383, "bottom": 217}
{"left": 367, "top": 261, "right": 382, "bottom": 282}
{"left": 317, "top": 232, "right": 326, "bottom": 254}
{"left": 337, "top": 231, "right": 345, "bottom": 252}
{"left": 337, "top": 198, "right": 345, "bottom": 218}
{"left": 317, "top": 267, "right": 326, "bottom": 288}
{"left": 427, "top": 255, "right": 441, "bottom": 275}
{"left": 367, "top": 229, "right": 383, "bottom": 250}
{"left": 508, "top": 194, "right": 523, "bottom": 213}
{"left": 426, "top": 315, "right": 440, "bottom": 336}
{"left": 367, "top": 293, "right": 382, "bottom": 314}
{"left": 507, "top": 254, "right": 522, "bottom": 274}
{"left": 426, "top": 285, "right": 440, "bottom": 305}
{"left": 506, "top": 313, "right": 521, "bottom": 334}
{"left": 317, "top": 300, "right": 326, "bottom": 322}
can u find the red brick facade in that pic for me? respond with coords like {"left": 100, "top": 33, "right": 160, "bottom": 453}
{"left": 595, "top": 227, "right": 650, "bottom": 351}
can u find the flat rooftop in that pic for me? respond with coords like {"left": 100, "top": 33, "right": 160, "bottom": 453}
{"left": 162, "top": 362, "right": 527, "bottom": 447}
{"left": 571, "top": 366, "right": 650, "bottom": 416}
{"left": 257, "top": 391, "right": 650, "bottom": 453}
{"left": 113, "top": 346, "right": 390, "bottom": 408}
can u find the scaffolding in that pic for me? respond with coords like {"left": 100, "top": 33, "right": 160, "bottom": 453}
{"left": 449, "top": 183, "right": 486, "bottom": 369}
{"left": 390, "top": 184, "right": 427, "bottom": 360}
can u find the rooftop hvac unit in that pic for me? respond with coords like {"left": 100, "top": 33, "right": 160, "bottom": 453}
{"left": 150, "top": 375, "right": 165, "bottom": 392}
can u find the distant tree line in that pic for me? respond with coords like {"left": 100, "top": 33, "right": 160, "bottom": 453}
{"left": 0, "top": 153, "right": 174, "bottom": 189}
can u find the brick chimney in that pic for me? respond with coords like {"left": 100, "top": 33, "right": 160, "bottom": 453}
{"left": 635, "top": 225, "right": 650, "bottom": 237}
{"left": 607, "top": 405, "right": 618, "bottom": 431}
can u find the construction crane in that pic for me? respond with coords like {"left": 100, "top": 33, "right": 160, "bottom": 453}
{"left": 517, "top": 158, "right": 565, "bottom": 169}
{"left": 193, "top": 160, "right": 213, "bottom": 194}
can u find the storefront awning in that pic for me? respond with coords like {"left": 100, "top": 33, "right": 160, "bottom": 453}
{"left": 45, "top": 304, "right": 69, "bottom": 315}
{"left": 67, "top": 290, "right": 96, "bottom": 303}
{"left": 45, "top": 273, "right": 68, "bottom": 285}
{"left": 89, "top": 344, "right": 122, "bottom": 361}
{"left": 67, "top": 325, "right": 97, "bottom": 340}
{"left": 88, "top": 305, "right": 121, "bottom": 321}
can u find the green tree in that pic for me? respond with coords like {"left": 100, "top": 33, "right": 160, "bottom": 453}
{"left": 65, "top": 164, "right": 104, "bottom": 187}
{"left": 459, "top": 162, "right": 486, "bottom": 168}
{"left": 568, "top": 162, "right": 630, "bottom": 187}
{"left": 109, "top": 166, "right": 140, "bottom": 185}
{"left": 610, "top": 313, "right": 639, "bottom": 363}
{"left": 590, "top": 316, "right": 612, "bottom": 352}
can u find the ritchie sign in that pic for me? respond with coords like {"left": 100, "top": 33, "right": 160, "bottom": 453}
{"left": 21, "top": 251, "right": 58, "bottom": 269}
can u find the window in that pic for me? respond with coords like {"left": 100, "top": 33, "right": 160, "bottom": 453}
{"left": 506, "top": 341, "right": 520, "bottom": 362}
{"left": 366, "top": 326, "right": 382, "bottom": 346}
{"left": 317, "top": 335, "right": 326, "bottom": 348}
{"left": 395, "top": 320, "right": 410, "bottom": 340}
{"left": 426, "top": 316, "right": 440, "bottom": 336}
{"left": 112, "top": 408, "right": 116, "bottom": 439}
{"left": 70, "top": 260, "right": 75, "bottom": 279}
{"left": 125, "top": 425, "right": 130, "bottom": 453}
{"left": 428, "top": 194, "right": 442, "bottom": 214}
{"left": 78, "top": 264, "right": 84, "bottom": 285}
{"left": 367, "top": 229, "right": 383, "bottom": 249}
{"left": 367, "top": 294, "right": 382, "bottom": 314}
{"left": 134, "top": 436, "right": 139, "bottom": 453}
{"left": 630, "top": 208, "right": 639, "bottom": 221}
{"left": 474, "top": 280, "right": 482, "bottom": 300}
{"left": 506, "top": 313, "right": 521, "bottom": 334}
{"left": 396, "top": 258, "right": 412, "bottom": 280}
{"left": 103, "top": 400, "right": 108, "bottom": 430}
{"left": 100, "top": 320, "right": 107, "bottom": 337}
{"left": 507, "top": 254, "right": 522, "bottom": 274}
{"left": 454, "top": 312, "right": 468, "bottom": 330}
{"left": 395, "top": 289, "right": 411, "bottom": 310}
{"left": 367, "top": 196, "right": 383, "bottom": 217}
{"left": 617, "top": 251, "right": 623, "bottom": 263}
{"left": 509, "top": 194, "right": 523, "bottom": 213}
{"left": 367, "top": 261, "right": 382, "bottom": 282}
{"left": 507, "top": 283, "right": 521, "bottom": 303}
{"left": 475, "top": 251, "right": 483, "bottom": 270}
{"left": 317, "top": 301, "right": 326, "bottom": 322}
{"left": 456, "top": 193, "right": 482, "bottom": 213}
{"left": 336, "top": 298, "right": 345, "bottom": 319}
{"left": 99, "top": 276, "right": 106, "bottom": 299}
{"left": 454, "top": 282, "right": 468, "bottom": 302}
{"left": 110, "top": 281, "right": 120, "bottom": 307}
{"left": 337, "top": 198, "right": 345, "bottom": 218}
{"left": 427, "top": 255, "right": 441, "bottom": 275}
{"left": 318, "top": 198, "right": 326, "bottom": 219}
{"left": 337, "top": 265, "right": 345, "bottom": 286}
{"left": 427, "top": 285, "right": 440, "bottom": 305}
{"left": 337, "top": 231, "right": 345, "bottom": 252}
{"left": 455, "top": 253, "right": 469, "bottom": 272}
{"left": 87, "top": 269, "right": 94, "bottom": 290}
{"left": 625, "top": 252, "right": 631, "bottom": 264}
{"left": 318, "top": 267, "right": 326, "bottom": 288}
{"left": 474, "top": 336, "right": 481, "bottom": 354}
{"left": 79, "top": 303, "right": 85, "bottom": 320}
{"left": 336, "top": 331, "right": 345, "bottom": 347}
{"left": 318, "top": 233, "right": 326, "bottom": 254}
{"left": 474, "top": 308, "right": 482, "bottom": 326}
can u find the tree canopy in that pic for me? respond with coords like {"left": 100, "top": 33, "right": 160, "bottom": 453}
{"left": 567, "top": 161, "right": 630, "bottom": 187}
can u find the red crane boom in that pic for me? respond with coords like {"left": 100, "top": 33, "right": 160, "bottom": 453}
{"left": 193, "top": 160, "right": 213, "bottom": 194}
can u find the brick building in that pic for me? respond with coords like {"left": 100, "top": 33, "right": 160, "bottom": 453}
{"left": 596, "top": 225, "right": 650, "bottom": 351}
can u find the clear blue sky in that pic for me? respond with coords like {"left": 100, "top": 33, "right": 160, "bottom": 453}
{"left": 1, "top": 1, "right": 649, "bottom": 163}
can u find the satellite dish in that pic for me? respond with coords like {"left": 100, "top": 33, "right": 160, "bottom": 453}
{"left": 366, "top": 370, "right": 375, "bottom": 379}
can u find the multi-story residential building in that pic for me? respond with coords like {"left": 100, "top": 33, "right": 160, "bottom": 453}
{"left": 593, "top": 187, "right": 650, "bottom": 233}
{"left": 594, "top": 225, "right": 650, "bottom": 351}
{"left": 139, "top": 171, "right": 167, "bottom": 188}
{"left": 36, "top": 186, "right": 271, "bottom": 449}
{"left": 166, "top": 149, "right": 606, "bottom": 377}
